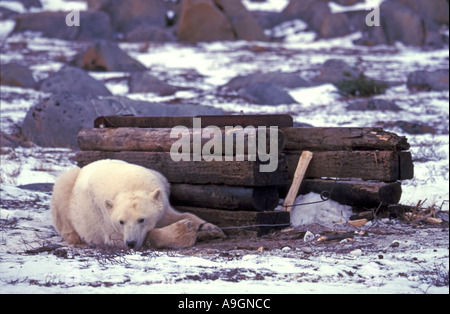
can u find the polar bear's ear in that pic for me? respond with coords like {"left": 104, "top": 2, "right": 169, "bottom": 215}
{"left": 105, "top": 199, "right": 114, "bottom": 211}
{"left": 150, "top": 189, "right": 162, "bottom": 201}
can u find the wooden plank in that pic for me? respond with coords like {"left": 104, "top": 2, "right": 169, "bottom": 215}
{"left": 199, "top": 115, "right": 293, "bottom": 128}
{"left": 77, "top": 127, "right": 285, "bottom": 155}
{"left": 175, "top": 206, "right": 291, "bottom": 237}
{"left": 170, "top": 184, "right": 279, "bottom": 211}
{"left": 94, "top": 114, "right": 293, "bottom": 128}
{"left": 285, "top": 150, "right": 400, "bottom": 181}
{"left": 284, "top": 179, "right": 402, "bottom": 207}
{"left": 94, "top": 116, "right": 193, "bottom": 129}
{"left": 282, "top": 127, "right": 410, "bottom": 151}
{"left": 283, "top": 151, "right": 313, "bottom": 211}
{"left": 75, "top": 151, "right": 289, "bottom": 187}
{"left": 399, "top": 151, "right": 414, "bottom": 180}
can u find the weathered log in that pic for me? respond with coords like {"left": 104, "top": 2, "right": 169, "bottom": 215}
{"left": 291, "top": 179, "right": 402, "bottom": 207}
{"left": 175, "top": 206, "right": 291, "bottom": 237}
{"left": 285, "top": 150, "right": 413, "bottom": 181}
{"left": 282, "top": 127, "right": 410, "bottom": 151}
{"left": 170, "top": 184, "right": 279, "bottom": 211}
{"left": 77, "top": 127, "right": 285, "bottom": 155}
{"left": 94, "top": 114, "right": 294, "bottom": 128}
{"left": 75, "top": 151, "right": 289, "bottom": 187}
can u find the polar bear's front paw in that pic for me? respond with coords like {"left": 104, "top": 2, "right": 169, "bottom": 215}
{"left": 172, "top": 218, "right": 197, "bottom": 248}
{"left": 197, "top": 223, "right": 227, "bottom": 241}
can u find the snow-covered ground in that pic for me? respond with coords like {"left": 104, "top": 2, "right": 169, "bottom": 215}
{"left": 1, "top": 0, "right": 449, "bottom": 294}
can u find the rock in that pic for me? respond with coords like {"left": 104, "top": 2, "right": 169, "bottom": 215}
{"left": 177, "top": 0, "right": 268, "bottom": 43}
{"left": 250, "top": 11, "right": 285, "bottom": 30}
{"left": 282, "top": 0, "right": 351, "bottom": 38}
{"left": 335, "top": 76, "right": 389, "bottom": 97}
{"left": 390, "top": 240, "right": 400, "bottom": 248}
{"left": 350, "top": 249, "right": 362, "bottom": 257}
{"left": 124, "top": 25, "right": 176, "bottom": 42}
{"left": 380, "top": 1, "right": 426, "bottom": 46}
{"left": 177, "top": 0, "right": 235, "bottom": 43}
{"left": 0, "top": 6, "right": 19, "bottom": 20}
{"left": 320, "top": 12, "right": 352, "bottom": 39}
{"left": 303, "top": 230, "right": 315, "bottom": 242}
{"left": 128, "top": 72, "right": 179, "bottom": 96}
{"left": 0, "top": 131, "right": 32, "bottom": 148}
{"left": 301, "top": 246, "right": 313, "bottom": 254}
{"left": 22, "top": 92, "right": 130, "bottom": 148}
{"left": 21, "top": 92, "right": 224, "bottom": 148}
{"left": 347, "top": 99, "right": 402, "bottom": 111}
{"left": 90, "top": 0, "right": 167, "bottom": 33}
{"left": 313, "top": 59, "right": 361, "bottom": 84}
{"left": 407, "top": 69, "right": 449, "bottom": 92}
{"left": 70, "top": 40, "right": 146, "bottom": 72}
{"left": 395, "top": 0, "right": 449, "bottom": 25}
{"left": 17, "top": 183, "right": 54, "bottom": 193}
{"left": 0, "top": 62, "right": 38, "bottom": 89}
{"left": 314, "top": 60, "right": 388, "bottom": 97}
{"left": 39, "top": 66, "right": 112, "bottom": 96}
{"left": 225, "top": 71, "right": 311, "bottom": 91}
{"left": 357, "top": 0, "right": 447, "bottom": 47}
{"left": 13, "top": 11, "right": 114, "bottom": 41}
{"left": 393, "top": 121, "right": 437, "bottom": 135}
{"left": 239, "top": 82, "right": 297, "bottom": 105}
{"left": 213, "top": 0, "right": 267, "bottom": 41}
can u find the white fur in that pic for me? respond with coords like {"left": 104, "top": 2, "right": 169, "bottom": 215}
{"left": 51, "top": 159, "right": 225, "bottom": 249}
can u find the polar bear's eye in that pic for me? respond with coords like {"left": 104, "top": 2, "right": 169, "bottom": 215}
{"left": 119, "top": 220, "right": 124, "bottom": 225}
{"left": 137, "top": 218, "right": 145, "bottom": 224}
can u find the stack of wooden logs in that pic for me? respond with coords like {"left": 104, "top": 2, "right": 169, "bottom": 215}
{"left": 75, "top": 115, "right": 413, "bottom": 236}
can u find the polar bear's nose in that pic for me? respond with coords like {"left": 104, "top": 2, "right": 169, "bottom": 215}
{"left": 126, "top": 240, "right": 137, "bottom": 249}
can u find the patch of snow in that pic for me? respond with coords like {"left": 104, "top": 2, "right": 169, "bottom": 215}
{"left": 329, "top": 0, "right": 387, "bottom": 14}
{"left": 242, "top": 0, "right": 289, "bottom": 12}
{"left": 38, "top": 0, "right": 87, "bottom": 12}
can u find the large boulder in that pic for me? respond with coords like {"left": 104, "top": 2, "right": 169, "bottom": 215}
{"left": 128, "top": 72, "right": 180, "bottom": 96}
{"left": 224, "top": 71, "right": 311, "bottom": 90}
{"left": 347, "top": 99, "right": 402, "bottom": 111}
{"left": 213, "top": 0, "right": 267, "bottom": 41}
{"left": 13, "top": 10, "right": 114, "bottom": 40}
{"left": 356, "top": 0, "right": 448, "bottom": 47}
{"left": 70, "top": 40, "right": 146, "bottom": 72}
{"left": 380, "top": 1, "right": 426, "bottom": 46}
{"left": 88, "top": 0, "right": 167, "bottom": 33}
{"left": 395, "top": 0, "right": 449, "bottom": 25}
{"left": 0, "top": 62, "right": 38, "bottom": 89}
{"left": 407, "top": 69, "right": 449, "bottom": 92}
{"left": 124, "top": 25, "right": 176, "bottom": 42}
{"left": 282, "top": 0, "right": 351, "bottom": 38}
{"left": 177, "top": 0, "right": 235, "bottom": 43}
{"left": 238, "top": 82, "right": 297, "bottom": 105}
{"left": 177, "top": 0, "right": 268, "bottom": 43}
{"left": 313, "top": 59, "right": 361, "bottom": 84}
{"left": 21, "top": 92, "right": 225, "bottom": 148}
{"left": 39, "top": 66, "right": 112, "bottom": 96}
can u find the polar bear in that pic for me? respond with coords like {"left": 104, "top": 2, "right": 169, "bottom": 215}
{"left": 51, "top": 159, "right": 226, "bottom": 249}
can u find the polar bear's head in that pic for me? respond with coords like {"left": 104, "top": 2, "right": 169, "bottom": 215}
{"left": 106, "top": 189, "right": 165, "bottom": 249}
